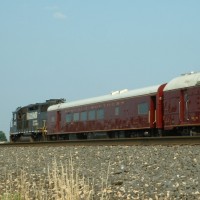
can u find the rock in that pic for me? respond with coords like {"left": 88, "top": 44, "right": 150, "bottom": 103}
{"left": 0, "top": 145, "right": 199, "bottom": 199}
{"left": 112, "top": 180, "right": 124, "bottom": 186}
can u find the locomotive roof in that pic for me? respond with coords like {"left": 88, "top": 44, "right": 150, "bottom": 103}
{"left": 48, "top": 85, "right": 160, "bottom": 111}
{"left": 13, "top": 99, "right": 65, "bottom": 112}
{"left": 164, "top": 72, "right": 200, "bottom": 91}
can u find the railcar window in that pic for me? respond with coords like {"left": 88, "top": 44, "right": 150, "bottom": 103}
{"left": 184, "top": 94, "right": 189, "bottom": 101}
{"left": 73, "top": 112, "right": 79, "bottom": 122}
{"left": 138, "top": 103, "right": 149, "bottom": 115}
{"left": 97, "top": 109, "right": 104, "bottom": 119}
{"left": 115, "top": 107, "right": 120, "bottom": 116}
{"left": 51, "top": 116, "right": 55, "bottom": 122}
{"left": 66, "top": 113, "right": 72, "bottom": 123}
{"left": 88, "top": 110, "right": 96, "bottom": 120}
{"left": 80, "top": 111, "right": 87, "bottom": 121}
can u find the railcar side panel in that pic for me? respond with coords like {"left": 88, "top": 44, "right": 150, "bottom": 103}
{"left": 163, "top": 86, "right": 200, "bottom": 134}
{"left": 163, "top": 90, "right": 180, "bottom": 129}
{"left": 47, "top": 95, "right": 157, "bottom": 137}
{"left": 186, "top": 87, "right": 200, "bottom": 125}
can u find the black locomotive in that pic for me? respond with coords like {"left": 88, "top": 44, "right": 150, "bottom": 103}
{"left": 10, "top": 99, "right": 65, "bottom": 142}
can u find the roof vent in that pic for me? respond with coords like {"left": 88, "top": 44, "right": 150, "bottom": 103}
{"left": 181, "top": 71, "right": 196, "bottom": 76}
{"left": 111, "top": 91, "right": 119, "bottom": 95}
{"left": 119, "top": 89, "right": 128, "bottom": 94}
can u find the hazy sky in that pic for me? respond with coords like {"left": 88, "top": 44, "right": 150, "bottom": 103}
{"left": 0, "top": 1, "right": 200, "bottom": 138}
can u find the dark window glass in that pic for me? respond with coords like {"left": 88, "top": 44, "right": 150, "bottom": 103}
{"left": 138, "top": 103, "right": 149, "bottom": 115}
{"left": 88, "top": 110, "right": 95, "bottom": 120}
{"left": 51, "top": 116, "right": 55, "bottom": 122}
{"left": 97, "top": 109, "right": 104, "bottom": 119}
{"left": 184, "top": 93, "right": 189, "bottom": 101}
{"left": 115, "top": 107, "right": 119, "bottom": 116}
{"left": 73, "top": 112, "right": 79, "bottom": 122}
{"left": 66, "top": 113, "right": 72, "bottom": 123}
{"left": 80, "top": 111, "right": 87, "bottom": 121}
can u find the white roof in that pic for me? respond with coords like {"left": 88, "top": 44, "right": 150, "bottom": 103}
{"left": 164, "top": 72, "right": 200, "bottom": 91}
{"left": 48, "top": 85, "right": 160, "bottom": 111}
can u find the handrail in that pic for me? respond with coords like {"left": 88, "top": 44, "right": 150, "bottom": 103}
{"left": 186, "top": 100, "right": 189, "bottom": 121}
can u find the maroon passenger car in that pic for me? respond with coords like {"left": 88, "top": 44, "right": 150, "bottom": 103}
{"left": 163, "top": 72, "right": 200, "bottom": 135}
{"left": 47, "top": 85, "right": 161, "bottom": 140}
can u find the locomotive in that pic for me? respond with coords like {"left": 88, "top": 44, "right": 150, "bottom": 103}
{"left": 10, "top": 99, "right": 65, "bottom": 142}
{"left": 10, "top": 72, "right": 200, "bottom": 142}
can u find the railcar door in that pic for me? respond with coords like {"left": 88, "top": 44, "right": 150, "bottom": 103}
{"left": 184, "top": 92, "right": 190, "bottom": 122}
{"left": 150, "top": 96, "right": 156, "bottom": 128}
{"left": 179, "top": 90, "right": 189, "bottom": 123}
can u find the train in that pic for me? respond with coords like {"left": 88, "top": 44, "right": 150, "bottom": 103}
{"left": 10, "top": 72, "right": 200, "bottom": 142}
{"left": 10, "top": 99, "right": 65, "bottom": 142}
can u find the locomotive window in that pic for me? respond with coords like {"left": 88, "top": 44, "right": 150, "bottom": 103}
{"left": 138, "top": 103, "right": 149, "bottom": 115}
{"left": 29, "top": 106, "right": 38, "bottom": 111}
{"left": 66, "top": 113, "right": 72, "bottom": 123}
{"left": 88, "top": 110, "right": 96, "bottom": 120}
{"left": 41, "top": 105, "right": 47, "bottom": 112}
{"left": 97, "top": 109, "right": 104, "bottom": 119}
{"left": 115, "top": 107, "right": 119, "bottom": 116}
{"left": 80, "top": 111, "right": 87, "bottom": 121}
{"left": 73, "top": 112, "right": 79, "bottom": 122}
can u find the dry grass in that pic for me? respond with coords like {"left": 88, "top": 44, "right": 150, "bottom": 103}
{"left": 0, "top": 156, "right": 109, "bottom": 200}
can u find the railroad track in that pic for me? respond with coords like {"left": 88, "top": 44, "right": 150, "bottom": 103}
{"left": 0, "top": 136, "right": 200, "bottom": 147}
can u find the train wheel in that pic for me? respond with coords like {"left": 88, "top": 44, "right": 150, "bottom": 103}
{"left": 10, "top": 135, "right": 20, "bottom": 143}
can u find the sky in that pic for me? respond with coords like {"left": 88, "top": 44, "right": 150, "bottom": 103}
{"left": 0, "top": 0, "right": 200, "bottom": 139}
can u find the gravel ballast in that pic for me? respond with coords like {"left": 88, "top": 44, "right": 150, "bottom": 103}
{"left": 0, "top": 145, "right": 199, "bottom": 199}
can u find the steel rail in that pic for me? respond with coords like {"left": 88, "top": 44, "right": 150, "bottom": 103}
{"left": 0, "top": 136, "right": 200, "bottom": 147}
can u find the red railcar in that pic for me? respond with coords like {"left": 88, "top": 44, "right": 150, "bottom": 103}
{"left": 47, "top": 86, "right": 161, "bottom": 140}
{"left": 163, "top": 72, "right": 200, "bottom": 135}
{"left": 46, "top": 72, "right": 200, "bottom": 140}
